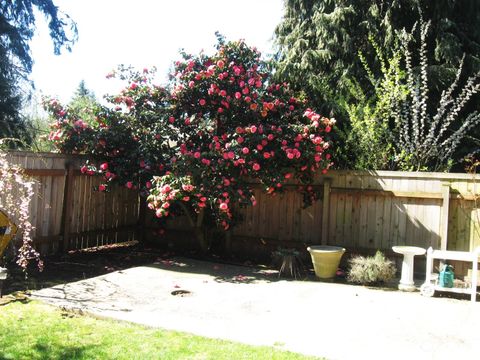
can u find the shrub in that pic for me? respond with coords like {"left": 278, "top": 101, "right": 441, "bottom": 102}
{"left": 347, "top": 251, "right": 396, "bottom": 285}
{"left": 45, "top": 35, "right": 335, "bottom": 252}
{"left": 0, "top": 141, "right": 42, "bottom": 270}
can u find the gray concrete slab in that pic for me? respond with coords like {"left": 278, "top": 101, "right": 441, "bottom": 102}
{"left": 32, "top": 257, "right": 480, "bottom": 360}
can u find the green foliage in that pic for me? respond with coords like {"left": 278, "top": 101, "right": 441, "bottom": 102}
{"left": 347, "top": 251, "right": 396, "bottom": 285}
{"left": 275, "top": 0, "right": 480, "bottom": 98}
{"left": 0, "top": 0, "right": 77, "bottom": 147}
{"left": 341, "top": 38, "right": 408, "bottom": 170}
{"left": 274, "top": 0, "right": 480, "bottom": 169}
{"left": 0, "top": 302, "right": 314, "bottom": 360}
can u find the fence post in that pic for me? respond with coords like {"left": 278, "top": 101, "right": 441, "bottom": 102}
{"left": 59, "top": 163, "right": 75, "bottom": 253}
{"left": 440, "top": 182, "right": 451, "bottom": 252}
{"left": 137, "top": 196, "right": 147, "bottom": 243}
{"left": 321, "top": 178, "right": 332, "bottom": 245}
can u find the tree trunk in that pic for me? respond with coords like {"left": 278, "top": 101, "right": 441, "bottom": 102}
{"left": 178, "top": 202, "right": 209, "bottom": 253}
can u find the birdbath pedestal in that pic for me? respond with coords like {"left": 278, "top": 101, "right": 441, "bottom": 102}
{"left": 392, "top": 246, "right": 426, "bottom": 291}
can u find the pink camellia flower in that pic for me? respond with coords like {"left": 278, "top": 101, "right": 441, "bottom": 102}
{"left": 244, "top": 96, "right": 251, "bottom": 103}
{"left": 257, "top": 144, "right": 263, "bottom": 151}
{"left": 224, "top": 179, "right": 231, "bottom": 186}
{"left": 185, "top": 117, "right": 191, "bottom": 125}
{"left": 218, "top": 107, "right": 224, "bottom": 113}
{"left": 287, "top": 152, "right": 295, "bottom": 159}
{"left": 98, "top": 184, "right": 106, "bottom": 192}
{"left": 161, "top": 185, "right": 171, "bottom": 193}
{"left": 74, "top": 120, "right": 86, "bottom": 129}
{"left": 188, "top": 80, "right": 195, "bottom": 88}
{"left": 250, "top": 125, "right": 257, "bottom": 133}
{"left": 146, "top": 181, "right": 152, "bottom": 189}
{"left": 198, "top": 202, "right": 206, "bottom": 208}
{"left": 236, "top": 127, "right": 244, "bottom": 134}
{"left": 242, "top": 87, "right": 249, "bottom": 95}
{"left": 155, "top": 208, "right": 163, "bottom": 218}
{"left": 242, "top": 147, "right": 249, "bottom": 154}
{"left": 252, "top": 163, "right": 260, "bottom": 171}
{"left": 239, "top": 80, "right": 245, "bottom": 88}
{"left": 130, "top": 83, "right": 137, "bottom": 90}
{"left": 183, "top": 196, "right": 190, "bottom": 201}
{"left": 194, "top": 152, "right": 201, "bottom": 159}
{"left": 255, "top": 80, "right": 262, "bottom": 88}
{"left": 219, "top": 202, "right": 228, "bottom": 211}
{"left": 199, "top": 99, "right": 206, "bottom": 106}
{"left": 219, "top": 89, "right": 227, "bottom": 97}
{"left": 217, "top": 59, "right": 225, "bottom": 68}
{"left": 227, "top": 151, "right": 235, "bottom": 159}
{"left": 284, "top": 173, "right": 292, "bottom": 179}
{"left": 237, "top": 136, "right": 244, "bottom": 144}
{"left": 126, "top": 181, "right": 133, "bottom": 189}
{"left": 182, "top": 184, "right": 194, "bottom": 192}
{"left": 105, "top": 171, "right": 112, "bottom": 179}
{"left": 162, "top": 202, "right": 170, "bottom": 209}
{"left": 235, "top": 92, "right": 242, "bottom": 99}
{"left": 169, "top": 116, "right": 175, "bottom": 124}
{"left": 200, "top": 197, "right": 207, "bottom": 202}
{"left": 80, "top": 165, "right": 88, "bottom": 174}
{"left": 263, "top": 152, "right": 270, "bottom": 159}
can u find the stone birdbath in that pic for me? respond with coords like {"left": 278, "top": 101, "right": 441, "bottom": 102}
{"left": 392, "top": 246, "right": 426, "bottom": 291}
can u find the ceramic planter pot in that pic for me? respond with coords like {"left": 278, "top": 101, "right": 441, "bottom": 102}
{"left": 307, "top": 245, "right": 345, "bottom": 279}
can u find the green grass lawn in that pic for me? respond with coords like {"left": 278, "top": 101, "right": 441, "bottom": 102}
{"left": 0, "top": 301, "right": 320, "bottom": 360}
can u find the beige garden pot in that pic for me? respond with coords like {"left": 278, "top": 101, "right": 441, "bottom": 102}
{"left": 307, "top": 245, "right": 346, "bottom": 279}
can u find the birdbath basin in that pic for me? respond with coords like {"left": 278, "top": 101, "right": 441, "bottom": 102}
{"left": 392, "top": 246, "right": 426, "bottom": 291}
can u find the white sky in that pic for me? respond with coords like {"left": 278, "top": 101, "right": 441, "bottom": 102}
{"left": 30, "top": 0, "right": 284, "bottom": 103}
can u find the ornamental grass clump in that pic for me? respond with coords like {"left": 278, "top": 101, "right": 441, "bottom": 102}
{"left": 347, "top": 251, "right": 396, "bottom": 285}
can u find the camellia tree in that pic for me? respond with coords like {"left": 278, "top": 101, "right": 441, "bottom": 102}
{"left": 46, "top": 36, "right": 335, "bottom": 252}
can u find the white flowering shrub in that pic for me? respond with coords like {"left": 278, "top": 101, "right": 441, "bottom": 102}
{"left": 393, "top": 19, "right": 480, "bottom": 171}
{"left": 0, "top": 142, "right": 42, "bottom": 270}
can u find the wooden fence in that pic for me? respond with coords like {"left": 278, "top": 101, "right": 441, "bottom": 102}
{"left": 2, "top": 152, "right": 479, "bottom": 276}
{"left": 4, "top": 151, "right": 140, "bottom": 254}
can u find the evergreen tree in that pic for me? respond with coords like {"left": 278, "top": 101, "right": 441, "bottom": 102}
{"left": 74, "top": 80, "right": 95, "bottom": 100}
{"left": 274, "top": 0, "right": 480, "bottom": 168}
{"left": 0, "top": 0, "right": 77, "bottom": 144}
{"left": 275, "top": 0, "right": 479, "bottom": 96}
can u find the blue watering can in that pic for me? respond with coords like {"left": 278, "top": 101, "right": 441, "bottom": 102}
{"left": 439, "top": 264, "right": 454, "bottom": 288}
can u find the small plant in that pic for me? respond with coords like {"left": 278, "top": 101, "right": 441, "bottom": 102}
{"left": 0, "top": 140, "right": 42, "bottom": 270}
{"left": 347, "top": 251, "right": 396, "bottom": 285}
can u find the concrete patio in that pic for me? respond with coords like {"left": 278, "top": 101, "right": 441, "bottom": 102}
{"left": 31, "top": 257, "right": 480, "bottom": 360}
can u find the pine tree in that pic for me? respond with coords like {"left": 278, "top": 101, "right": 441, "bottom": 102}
{"left": 0, "top": 0, "right": 77, "bottom": 144}
{"left": 274, "top": 0, "right": 480, "bottom": 168}
{"left": 275, "top": 0, "right": 480, "bottom": 96}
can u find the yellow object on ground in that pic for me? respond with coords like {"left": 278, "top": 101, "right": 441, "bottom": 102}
{"left": 0, "top": 210, "right": 17, "bottom": 258}
{"left": 307, "top": 245, "right": 345, "bottom": 279}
